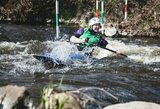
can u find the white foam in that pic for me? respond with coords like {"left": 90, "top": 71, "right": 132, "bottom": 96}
{"left": 95, "top": 39, "right": 160, "bottom": 63}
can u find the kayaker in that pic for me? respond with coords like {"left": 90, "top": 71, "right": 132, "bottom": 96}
{"left": 70, "top": 17, "right": 121, "bottom": 55}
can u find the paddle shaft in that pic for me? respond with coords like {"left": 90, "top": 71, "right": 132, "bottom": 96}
{"left": 101, "top": 47, "right": 128, "bottom": 57}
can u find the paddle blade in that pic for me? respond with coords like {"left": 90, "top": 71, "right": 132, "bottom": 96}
{"left": 119, "top": 53, "right": 128, "bottom": 58}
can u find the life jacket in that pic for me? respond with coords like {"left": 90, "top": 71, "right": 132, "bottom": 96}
{"left": 79, "top": 28, "right": 100, "bottom": 48}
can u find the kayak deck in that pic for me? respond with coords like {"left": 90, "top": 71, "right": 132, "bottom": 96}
{"left": 33, "top": 55, "right": 65, "bottom": 69}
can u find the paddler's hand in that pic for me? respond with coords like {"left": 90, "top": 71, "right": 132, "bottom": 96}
{"left": 80, "top": 38, "right": 86, "bottom": 43}
{"left": 81, "top": 38, "right": 89, "bottom": 43}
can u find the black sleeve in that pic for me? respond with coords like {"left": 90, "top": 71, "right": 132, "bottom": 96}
{"left": 98, "top": 37, "right": 108, "bottom": 48}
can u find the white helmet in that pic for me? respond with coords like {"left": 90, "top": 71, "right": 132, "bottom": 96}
{"left": 89, "top": 17, "right": 101, "bottom": 26}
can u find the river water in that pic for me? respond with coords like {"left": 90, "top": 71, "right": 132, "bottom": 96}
{"left": 0, "top": 23, "right": 160, "bottom": 106}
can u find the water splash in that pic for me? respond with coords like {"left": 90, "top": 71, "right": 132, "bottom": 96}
{"left": 94, "top": 38, "right": 160, "bottom": 64}
{"left": 46, "top": 41, "right": 92, "bottom": 66}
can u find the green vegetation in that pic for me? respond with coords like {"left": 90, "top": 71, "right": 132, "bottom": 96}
{"left": 40, "top": 76, "right": 64, "bottom": 109}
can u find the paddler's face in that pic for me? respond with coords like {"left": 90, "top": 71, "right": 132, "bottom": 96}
{"left": 92, "top": 23, "right": 101, "bottom": 33}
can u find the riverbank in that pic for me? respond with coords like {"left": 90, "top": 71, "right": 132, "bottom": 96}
{"left": 0, "top": 0, "right": 159, "bottom": 37}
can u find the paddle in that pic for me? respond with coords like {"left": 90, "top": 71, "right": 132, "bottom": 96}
{"left": 83, "top": 37, "right": 128, "bottom": 58}
{"left": 100, "top": 47, "right": 128, "bottom": 58}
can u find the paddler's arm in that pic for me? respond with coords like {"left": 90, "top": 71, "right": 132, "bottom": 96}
{"left": 70, "top": 28, "right": 87, "bottom": 44}
{"left": 70, "top": 36, "right": 87, "bottom": 44}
